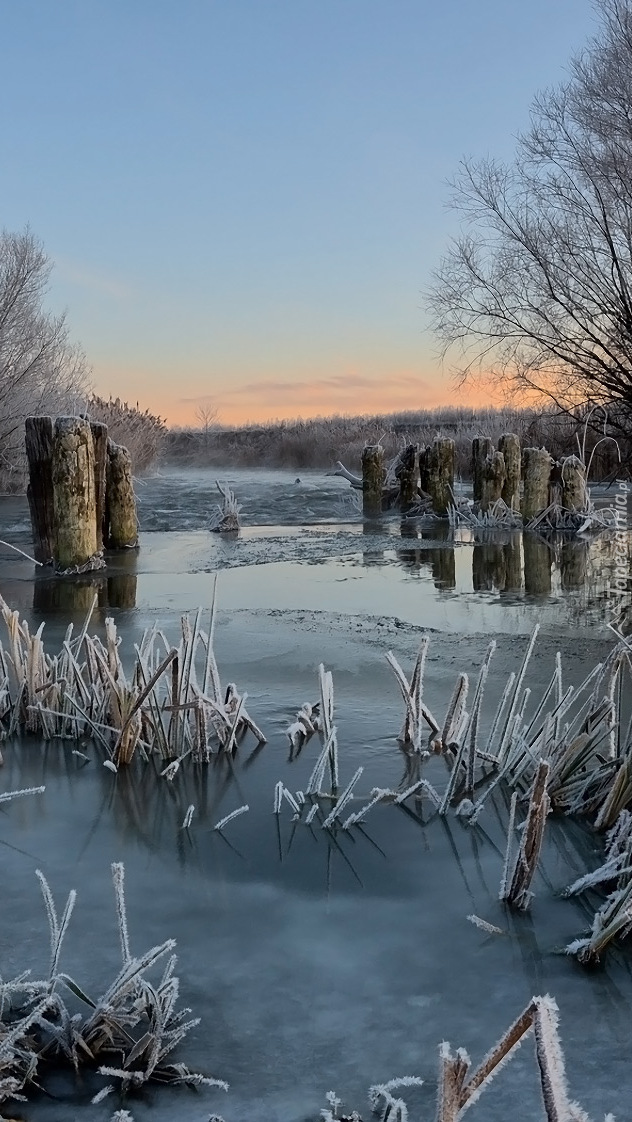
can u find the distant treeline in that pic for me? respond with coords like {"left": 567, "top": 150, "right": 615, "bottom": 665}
{"left": 164, "top": 405, "right": 626, "bottom": 479}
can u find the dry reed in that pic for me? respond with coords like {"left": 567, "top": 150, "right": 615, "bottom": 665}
{"left": 0, "top": 863, "right": 227, "bottom": 1116}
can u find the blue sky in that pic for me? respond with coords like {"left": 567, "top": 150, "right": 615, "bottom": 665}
{"left": 1, "top": 1, "right": 597, "bottom": 424}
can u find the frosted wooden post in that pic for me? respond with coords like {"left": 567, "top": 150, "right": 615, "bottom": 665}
{"left": 472, "top": 436, "right": 493, "bottom": 502}
{"left": 52, "top": 417, "right": 99, "bottom": 571}
{"left": 106, "top": 441, "right": 138, "bottom": 548}
{"left": 522, "top": 448, "right": 553, "bottom": 521}
{"left": 561, "top": 455, "right": 588, "bottom": 511}
{"left": 480, "top": 450, "right": 506, "bottom": 511}
{"left": 498, "top": 433, "right": 521, "bottom": 509}
{"left": 90, "top": 421, "right": 108, "bottom": 553}
{"left": 395, "top": 443, "right": 418, "bottom": 509}
{"left": 25, "top": 416, "right": 54, "bottom": 564}
{"left": 362, "top": 444, "right": 385, "bottom": 517}
{"left": 426, "top": 437, "right": 455, "bottom": 514}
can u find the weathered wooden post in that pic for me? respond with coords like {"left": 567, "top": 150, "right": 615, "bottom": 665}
{"left": 419, "top": 446, "right": 431, "bottom": 495}
{"left": 106, "top": 440, "right": 138, "bottom": 548}
{"left": 522, "top": 448, "right": 553, "bottom": 521}
{"left": 498, "top": 433, "right": 521, "bottom": 510}
{"left": 561, "top": 455, "right": 588, "bottom": 512}
{"left": 52, "top": 416, "right": 101, "bottom": 572}
{"left": 25, "top": 416, "right": 54, "bottom": 564}
{"left": 472, "top": 437, "right": 493, "bottom": 503}
{"left": 480, "top": 451, "right": 506, "bottom": 511}
{"left": 395, "top": 443, "right": 418, "bottom": 509}
{"left": 548, "top": 459, "right": 563, "bottom": 507}
{"left": 523, "top": 535, "right": 552, "bottom": 596}
{"left": 90, "top": 421, "right": 108, "bottom": 552}
{"left": 361, "top": 444, "right": 385, "bottom": 518}
{"left": 426, "top": 437, "right": 455, "bottom": 515}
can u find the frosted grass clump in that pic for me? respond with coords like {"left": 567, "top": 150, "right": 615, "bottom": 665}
{"left": 0, "top": 863, "right": 227, "bottom": 1115}
{"left": 0, "top": 588, "right": 266, "bottom": 766}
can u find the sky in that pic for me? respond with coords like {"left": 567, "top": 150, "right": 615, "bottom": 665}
{"left": 0, "top": 0, "right": 599, "bottom": 427}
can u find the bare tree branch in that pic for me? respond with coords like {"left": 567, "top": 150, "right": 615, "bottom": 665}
{"left": 429, "top": 0, "right": 632, "bottom": 430}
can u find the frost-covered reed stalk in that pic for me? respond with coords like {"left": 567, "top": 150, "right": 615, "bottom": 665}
{"left": 209, "top": 481, "right": 241, "bottom": 532}
{"left": 435, "top": 995, "right": 600, "bottom": 1122}
{"left": 500, "top": 760, "right": 550, "bottom": 910}
{"left": 214, "top": 804, "right": 250, "bottom": 831}
{"left": 386, "top": 637, "right": 440, "bottom": 753}
{"left": 323, "top": 996, "right": 609, "bottom": 1122}
{"left": 565, "top": 815, "right": 632, "bottom": 965}
{"left": 286, "top": 700, "right": 319, "bottom": 753}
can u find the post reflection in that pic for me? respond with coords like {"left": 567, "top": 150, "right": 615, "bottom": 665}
{"left": 33, "top": 554, "right": 138, "bottom": 616}
{"left": 560, "top": 540, "right": 589, "bottom": 590}
{"left": 523, "top": 536, "right": 552, "bottom": 597}
{"left": 472, "top": 542, "right": 507, "bottom": 592}
{"left": 390, "top": 521, "right": 630, "bottom": 612}
{"left": 362, "top": 516, "right": 387, "bottom": 565}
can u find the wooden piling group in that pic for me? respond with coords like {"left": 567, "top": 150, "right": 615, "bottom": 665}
{"left": 25, "top": 415, "right": 138, "bottom": 572}
{"left": 359, "top": 427, "right": 591, "bottom": 526}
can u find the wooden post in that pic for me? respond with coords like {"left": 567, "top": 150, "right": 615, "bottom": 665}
{"left": 522, "top": 448, "right": 553, "bottom": 521}
{"left": 419, "top": 445, "right": 431, "bottom": 495}
{"left": 25, "top": 416, "right": 54, "bottom": 564}
{"left": 395, "top": 443, "right": 418, "bottom": 509}
{"left": 106, "top": 441, "right": 138, "bottom": 548}
{"left": 90, "top": 421, "right": 108, "bottom": 552}
{"left": 52, "top": 416, "right": 99, "bottom": 571}
{"left": 480, "top": 451, "right": 506, "bottom": 511}
{"left": 426, "top": 437, "right": 455, "bottom": 515}
{"left": 498, "top": 433, "right": 521, "bottom": 510}
{"left": 472, "top": 437, "right": 493, "bottom": 503}
{"left": 548, "top": 459, "right": 563, "bottom": 507}
{"left": 561, "top": 455, "right": 588, "bottom": 511}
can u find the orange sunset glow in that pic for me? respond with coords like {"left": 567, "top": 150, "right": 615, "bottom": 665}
{"left": 98, "top": 366, "right": 499, "bottom": 428}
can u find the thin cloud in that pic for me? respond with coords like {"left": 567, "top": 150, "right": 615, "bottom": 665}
{"left": 56, "top": 257, "right": 133, "bottom": 301}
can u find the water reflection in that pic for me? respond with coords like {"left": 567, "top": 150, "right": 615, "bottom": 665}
{"left": 32, "top": 553, "right": 138, "bottom": 616}
{"left": 391, "top": 523, "right": 631, "bottom": 619}
{"left": 473, "top": 542, "right": 509, "bottom": 592}
{"left": 522, "top": 536, "right": 552, "bottom": 597}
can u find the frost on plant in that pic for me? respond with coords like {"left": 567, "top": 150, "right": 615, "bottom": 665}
{"left": 0, "top": 863, "right": 227, "bottom": 1114}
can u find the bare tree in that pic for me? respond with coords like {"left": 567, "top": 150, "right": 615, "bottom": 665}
{"left": 194, "top": 402, "right": 218, "bottom": 438}
{"left": 430, "top": 0, "right": 632, "bottom": 435}
{"left": 0, "top": 228, "right": 90, "bottom": 487}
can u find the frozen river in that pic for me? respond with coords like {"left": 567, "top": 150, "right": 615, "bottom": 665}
{"left": 0, "top": 466, "right": 630, "bottom": 1120}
